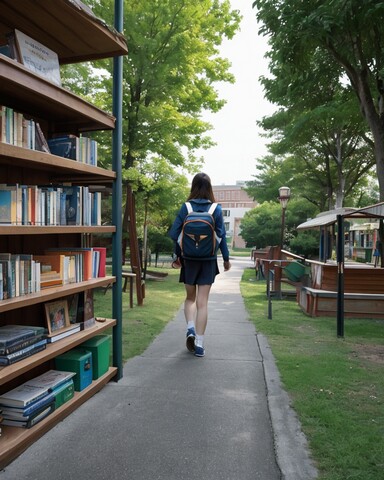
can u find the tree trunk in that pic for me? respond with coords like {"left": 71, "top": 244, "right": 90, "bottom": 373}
{"left": 126, "top": 184, "right": 144, "bottom": 305}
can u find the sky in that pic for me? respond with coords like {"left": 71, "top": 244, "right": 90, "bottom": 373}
{"left": 196, "top": 0, "right": 276, "bottom": 186}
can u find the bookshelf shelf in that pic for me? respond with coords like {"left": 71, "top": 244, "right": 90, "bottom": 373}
{"left": 0, "top": 143, "right": 116, "bottom": 182}
{"left": 0, "top": 226, "right": 116, "bottom": 235}
{"left": 0, "top": 276, "right": 115, "bottom": 313}
{"left": 0, "top": 0, "right": 126, "bottom": 466}
{"left": 0, "top": 56, "right": 115, "bottom": 133}
{"left": 0, "top": 366, "right": 117, "bottom": 469}
{"left": 0, "top": 318, "right": 117, "bottom": 385}
{"left": 0, "top": 0, "right": 128, "bottom": 64}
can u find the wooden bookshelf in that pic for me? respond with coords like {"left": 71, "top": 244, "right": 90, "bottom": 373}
{"left": 0, "top": 0, "right": 126, "bottom": 467}
{"left": 0, "top": 367, "right": 117, "bottom": 469}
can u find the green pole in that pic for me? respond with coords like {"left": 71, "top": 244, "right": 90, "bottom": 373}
{"left": 336, "top": 215, "right": 344, "bottom": 338}
{"left": 112, "top": 0, "right": 124, "bottom": 379}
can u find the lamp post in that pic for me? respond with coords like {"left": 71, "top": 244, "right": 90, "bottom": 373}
{"left": 278, "top": 186, "right": 291, "bottom": 253}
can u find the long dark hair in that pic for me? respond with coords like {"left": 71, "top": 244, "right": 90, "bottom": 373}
{"left": 187, "top": 172, "right": 216, "bottom": 202}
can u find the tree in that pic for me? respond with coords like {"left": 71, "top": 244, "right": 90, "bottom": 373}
{"left": 254, "top": 0, "right": 384, "bottom": 201}
{"left": 248, "top": 29, "right": 376, "bottom": 210}
{"left": 239, "top": 198, "right": 316, "bottom": 249}
{"left": 65, "top": 1, "right": 241, "bottom": 272}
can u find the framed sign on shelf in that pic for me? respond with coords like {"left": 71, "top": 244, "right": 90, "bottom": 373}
{"left": 14, "top": 29, "right": 61, "bottom": 86}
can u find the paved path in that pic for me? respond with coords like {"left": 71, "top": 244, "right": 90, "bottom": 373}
{"left": 0, "top": 257, "right": 317, "bottom": 480}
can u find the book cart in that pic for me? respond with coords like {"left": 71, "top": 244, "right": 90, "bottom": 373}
{"left": 0, "top": 0, "right": 127, "bottom": 467}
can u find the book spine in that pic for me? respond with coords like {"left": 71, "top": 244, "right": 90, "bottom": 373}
{"left": 0, "top": 340, "right": 47, "bottom": 365}
{"left": 26, "top": 402, "right": 55, "bottom": 428}
{"left": 0, "top": 335, "right": 45, "bottom": 356}
{"left": 22, "top": 391, "right": 55, "bottom": 417}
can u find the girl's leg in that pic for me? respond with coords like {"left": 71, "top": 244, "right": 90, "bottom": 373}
{"left": 195, "top": 284, "right": 212, "bottom": 336}
{"left": 184, "top": 284, "right": 197, "bottom": 327}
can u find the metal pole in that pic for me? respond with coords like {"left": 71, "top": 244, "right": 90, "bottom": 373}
{"left": 267, "top": 269, "right": 272, "bottom": 319}
{"left": 280, "top": 207, "right": 286, "bottom": 252}
{"left": 112, "top": 0, "right": 124, "bottom": 379}
{"left": 336, "top": 214, "right": 344, "bottom": 338}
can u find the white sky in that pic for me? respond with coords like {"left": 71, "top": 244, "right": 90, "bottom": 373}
{"left": 196, "top": 0, "right": 276, "bottom": 186}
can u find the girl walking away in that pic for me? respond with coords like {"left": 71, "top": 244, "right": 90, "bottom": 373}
{"left": 169, "top": 173, "right": 231, "bottom": 357}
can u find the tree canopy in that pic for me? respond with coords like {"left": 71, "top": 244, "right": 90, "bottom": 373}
{"left": 253, "top": 0, "right": 384, "bottom": 201}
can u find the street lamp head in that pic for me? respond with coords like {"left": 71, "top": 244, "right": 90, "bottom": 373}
{"left": 278, "top": 186, "right": 291, "bottom": 209}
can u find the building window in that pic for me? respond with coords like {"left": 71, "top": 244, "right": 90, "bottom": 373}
{"left": 222, "top": 209, "right": 230, "bottom": 217}
{"left": 224, "top": 222, "right": 230, "bottom": 232}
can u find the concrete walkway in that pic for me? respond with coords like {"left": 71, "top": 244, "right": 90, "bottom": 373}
{"left": 0, "top": 257, "right": 317, "bottom": 480}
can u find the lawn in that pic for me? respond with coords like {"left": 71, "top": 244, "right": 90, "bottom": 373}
{"left": 240, "top": 267, "right": 384, "bottom": 480}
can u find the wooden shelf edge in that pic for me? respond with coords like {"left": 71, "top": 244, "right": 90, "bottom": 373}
{"left": 0, "top": 318, "right": 117, "bottom": 385}
{"left": 0, "top": 143, "right": 116, "bottom": 180}
{"left": 0, "top": 367, "right": 117, "bottom": 470}
{"left": 0, "top": 56, "right": 115, "bottom": 131}
{"left": 0, "top": 276, "right": 116, "bottom": 313}
{"left": 0, "top": 226, "right": 115, "bottom": 235}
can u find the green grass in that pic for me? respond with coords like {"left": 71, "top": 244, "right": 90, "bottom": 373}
{"left": 231, "top": 247, "right": 252, "bottom": 257}
{"left": 93, "top": 268, "right": 185, "bottom": 360}
{"left": 240, "top": 267, "right": 384, "bottom": 480}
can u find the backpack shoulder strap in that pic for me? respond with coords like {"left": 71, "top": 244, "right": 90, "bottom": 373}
{"left": 208, "top": 203, "right": 217, "bottom": 215}
{"left": 185, "top": 202, "right": 193, "bottom": 214}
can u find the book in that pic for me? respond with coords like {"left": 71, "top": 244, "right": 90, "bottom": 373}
{"left": 0, "top": 338, "right": 47, "bottom": 365}
{"left": 1, "top": 391, "right": 56, "bottom": 419}
{"left": 0, "top": 325, "right": 46, "bottom": 351}
{"left": 0, "top": 185, "right": 17, "bottom": 224}
{"left": 47, "top": 135, "right": 78, "bottom": 160}
{"left": 0, "top": 383, "right": 49, "bottom": 409}
{"left": 0, "top": 370, "right": 76, "bottom": 408}
{"left": 1, "top": 401, "right": 55, "bottom": 428}
{"left": 35, "top": 122, "right": 50, "bottom": 153}
{"left": 83, "top": 289, "right": 95, "bottom": 329}
{"left": 64, "top": 186, "right": 82, "bottom": 225}
{"left": 93, "top": 247, "right": 107, "bottom": 277}
{"left": 0, "top": 259, "right": 11, "bottom": 299}
{"left": 0, "top": 333, "right": 45, "bottom": 356}
{"left": 34, "top": 254, "right": 65, "bottom": 288}
{"left": 67, "top": 293, "right": 80, "bottom": 324}
{"left": 46, "top": 323, "right": 81, "bottom": 343}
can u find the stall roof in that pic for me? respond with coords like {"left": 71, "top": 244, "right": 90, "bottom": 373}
{"left": 297, "top": 202, "right": 384, "bottom": 230}
{"left": 297, "top": 208, "right": 357, "bottom": 230}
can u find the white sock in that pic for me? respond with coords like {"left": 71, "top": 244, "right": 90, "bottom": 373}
{"left": 187, "top": 321, "right": 195, "bottom": 330}
{"left": 195, "top": 335, "right": 204, "bottom": 348}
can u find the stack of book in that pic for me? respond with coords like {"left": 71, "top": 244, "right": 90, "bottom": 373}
{"left": 47, "top": 134, "right": 98, "bottom": 166}
{"left": 0, "top": 370, "right": 75, "bottom": 428}
{"left": 0, "top": 183, "right": 102, "bottom": 227}
{"left": 0, "top": 252, "right": 41, "bottom": 299}
{"left": 0, "top": 325, "right": 47, "bottom": 366}
{"left": 0, "top": 105, "right": 49, "bottom": 153}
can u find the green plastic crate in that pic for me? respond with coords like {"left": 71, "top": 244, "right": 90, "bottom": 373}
{"left": 80, "top": 335, "right": 110, "bottom": 380}
{"left": 55, "top": 349, "right": 92, "bottom": 391}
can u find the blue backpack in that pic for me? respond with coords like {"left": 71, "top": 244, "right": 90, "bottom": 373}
{"left": 178, "top": 202, "right": 221, "bottom": 260}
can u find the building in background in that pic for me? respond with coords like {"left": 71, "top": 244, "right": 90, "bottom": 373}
{"left": 212, "top": 181, "right": 257, "bottom": 248}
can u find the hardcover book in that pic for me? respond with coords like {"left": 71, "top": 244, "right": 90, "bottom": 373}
{"left": 0, "top": 338, "right": 47, "bottom": 366}
{"left": 0, "top": 370, "right": 76, "bottom": 408}
{"left": 0, "top": 325, "right": 46, "bottom": 350}
{"left": 1, "top": 401, "right": 55, "bottom": 428}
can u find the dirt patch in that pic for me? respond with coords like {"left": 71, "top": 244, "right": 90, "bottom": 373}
{"left": 350, "top": 343, "right": 384, "bottom": 365}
